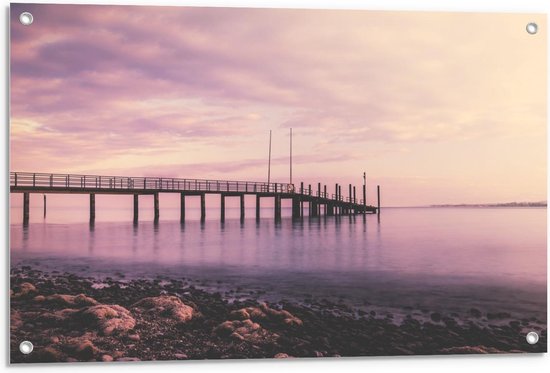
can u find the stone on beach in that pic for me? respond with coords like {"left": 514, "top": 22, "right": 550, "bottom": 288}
{"left": 229, "top": 302, "right": 302, "bottom": 326}
{"left": 274, "top": 353, "right": 292, "bottom": 358}
{"left": 36, "top": 294, "right": 98, "bottom": 308}
{"left": 132, "top": 295, "right": 195, "bottom": 323}
{"left": 12, "top": 282, "right": 37, "bottom": 298}
{"left": 214, "top": 319, "right": 278, "bottom": 344}
{"left": 76, "top": 305, "right": 136, "bottom": 336}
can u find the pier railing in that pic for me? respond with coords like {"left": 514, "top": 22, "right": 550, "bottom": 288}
{"left": 10, "top": 172, "right": 365, "bottom": 203}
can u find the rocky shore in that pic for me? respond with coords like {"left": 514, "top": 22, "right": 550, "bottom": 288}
{"left": 10, "top": 266, "right": 547, "bottom": 363}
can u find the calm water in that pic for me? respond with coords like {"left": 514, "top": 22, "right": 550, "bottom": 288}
{"left": 10, "top": 207, "right": 547, "bottom": 320}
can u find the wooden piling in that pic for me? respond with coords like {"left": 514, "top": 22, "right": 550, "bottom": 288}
{"left": 377, "top": 185, "right": 381, "bottom": 214}
{"left": 200, "top": 194, "right": 206, "bottom": 221}
{"left": 23, "top": 192, "right": 29, "bottom": 224}
{"left": 90, "top": 193, "right": 96, "bottom": 222}
{"left": 153, "top": 192, "right": 159, "bottom": 222}
{"left": 274, "top": 195, "right": 282, "bottom": 220}
{"left": 363, "top": 184, "right": 366, "bottom": 213}
{"left": 292, "top": 196, "right": 301, "bottom": 218}
{"left": 133, "top": 194, "right": 139, "bottom": 223}
{"left": 43, "top": 194, "right": 46, "bottom": 218}
{"left": 240, "top": 194, "right": 245, "bottom": 220}
{"left": 180, "top": 193, "right": 185, "bottom": 222}
{"left": 256, "top": 195, "right": 261, "bottom": 220}
{"left": 221, "top": 194, "right": 226, "bottom": 221}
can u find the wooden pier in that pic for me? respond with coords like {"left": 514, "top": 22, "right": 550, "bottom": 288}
{"left": 10, "top": 172, "right": 378, "bottom": 224}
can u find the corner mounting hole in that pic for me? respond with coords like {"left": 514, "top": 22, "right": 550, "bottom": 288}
{"left": 526, "top": 22, "right": 538, "bottom": 34}
{"left": 526, "top": 331, "right": 539, "bottom": 345}
{"left": 19, "top": 12, "right": 33, "bottom": 26}
{"left": 19, "top": 341, "right": 33, "bottom": 354}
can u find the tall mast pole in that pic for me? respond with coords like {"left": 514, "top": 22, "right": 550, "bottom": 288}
{"left": 267, "top": 130, "right": 272, "bottom": 186}
{"left": 290, "top": 128, "right": 292, "bottom": 185}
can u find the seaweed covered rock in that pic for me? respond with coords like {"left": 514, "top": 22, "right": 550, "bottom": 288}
{"left": 76, "top": 305, "right": 136, "bottom": 336}
{"left": 132, "top": 295, "right": 195, "bottom": 323}
{"left": 229, "top": 302, "right": 302, "bottom": 326}
{"left": 214, "top": 319, "right": 278, "bottom": 344}
{"left": 36, "top": 294, "right": 98, "bottom": 308}
{"left": 12, "top": 282, "right": 37, "bottom": 299}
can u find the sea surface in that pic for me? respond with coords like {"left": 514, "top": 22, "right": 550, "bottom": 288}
{"left": 10, "top": 206, "right": 547, "bottom": 322}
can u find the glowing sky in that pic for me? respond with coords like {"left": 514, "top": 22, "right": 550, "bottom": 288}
{"left": 10, "top": 4, "right": 547, "bottom": 206}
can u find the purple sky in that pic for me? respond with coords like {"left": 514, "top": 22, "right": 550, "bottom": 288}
{"left": 10, "top": 4, "right": 547, "bottom": 206}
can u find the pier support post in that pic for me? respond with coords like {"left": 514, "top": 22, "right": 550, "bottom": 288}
{"left": 256, "top": 195, "right": 261, "bottom": 220}
{"left": 292, "top": 197, "right": 301, "bottom": 218}
{"left": 221, "top": 194, "right": 226, "bottom": 221}
{"left": 43, "top": 194, "right": 46, "bottom": 218}
{"left": 377, "top": 185, "right": 381, "bottom": 215}
{"left": 311, "top": 201, "right": 318, "bottom": 217}
{"left": 200, "top": 194, "right": 206, "bottom": 221}
{"left": 133, "top": 194, "right": 139, "bottom": 223}
{"left": 153, "top": 192, "right": 159, "bottom": 222}
{"left": 180, "top": 193, "right": 185, "bottom": 222}
{"left": 23, "top": 192, "right": 30, "bottom": 225}
{"left": 363, "top": 184, "right": 367, "bottom": 213}
{"left": 240, "top": 194, "right": 245, "bottom": 220}
{"left": 90, "top": 193, "right": 96, "bottom": 223}
{"left": 274, "top": 195, "right": 282, "bottom": 220}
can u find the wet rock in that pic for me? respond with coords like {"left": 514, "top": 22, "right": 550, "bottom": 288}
{"left": 229, "top": 302, "right": 302, "bottom": 326}
{"left": 39, "top": 294, "right": 98, "bottom": 308}
{"left": 39, "top": 346, "right": 63, "bottom": 362}
{"left": 132, "top": 295, "right": 195, "bottom": 323}
{"left": 430, "top": 313, "right": 442, "bottom": 322}
{"left": 174, "top": 353, "right": 188, "bottom": 359}
{"left": 13, "top": 282, "right": 37, "bottom": 298}
{"left": 101, "top": 354, "right": 114, "bottom": 362}
{"left": 127, "top": 333, "right": 140, "bottom": 341}
{"left": 274, "top": 353, "right": 291, "bottom": 358}
{"left": 77, "top": 305, "right": 136, "bottom": 336}
{"left": 10, "top": 310, "right": 23, "bottom": 329}
{"left": 214, "top": 319, "right": 278, "bottom": 344}
{"left": 469, "top": 308, "right": 482, "bottom": 318}
{"left": 73, "top": 340, "right": 99, "bottom": 360}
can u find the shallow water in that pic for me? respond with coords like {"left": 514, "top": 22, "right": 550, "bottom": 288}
{"left": 10, "top": 207, "right": 547, "bottom": 320}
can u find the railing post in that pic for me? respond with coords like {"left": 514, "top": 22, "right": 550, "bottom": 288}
{"left": 33, "top": 173, "right": 36, "bottom": 187}
{"left": 50, "top": 174, "right": 53, "bottom": 188}
{"left": 14, "top": 173, "right": 17, "bottom": 187}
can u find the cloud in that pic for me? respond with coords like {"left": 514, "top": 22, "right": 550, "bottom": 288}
{"left": 9, "top": 5, "right": 546, "bottom": 204}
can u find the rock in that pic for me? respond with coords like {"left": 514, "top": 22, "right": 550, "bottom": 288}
{"left": 440, "top": 346, "right": 504, "bottom": 354}
{"left": 274, "top": 353, "right": 291, "bottom": 358}
{"left": 50, "top": 336, "right": 60, "bottom": 344}
{"left": 469, "top": 308, "right": 482, "bottom": 318}
{"left": 42, "top": 294, "right": 98, "bottom": 308}
{"left": 228, "top": 302, "right": 302, "bottom": 327}
{"left": 214, "top": 319, "right": 277, "bottom": 344}
{"left": 74, "top": 340, "right": 99, "bottom": 360}
{"left": 10, "top": 310, "right": 23, "bottom": 329}
{"left": 430, "top": 313, "right": 442, "bottom": 322}
{"left": 132, "top": 295, "right": 195, "bottom": 323}
{"left": 127, "top": 333, "right": 140, "bottom": 341}
{"left": 229, "top": 309, "right": 250, "bottom": 320}
{"left": 33, "top": 295, "right": 46, "bottom": 302}
{"left": 77, "top": 305, "right": 136, "bottom": 335}
{"left": 13, "top": 282, "right": 37, "bottom": 298}
{"left": 174, "top": 353, "right": 188, "bottom": 359}
{"left": 101, "top": 354, "right": 114, "bottom": 362}
{"left": 40, "top": 346, "right": 63, "bottom": 362}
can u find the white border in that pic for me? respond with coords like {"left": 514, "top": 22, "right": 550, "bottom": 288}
{"left": 1, "top": 1, "right": 548, "bottom": 372}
